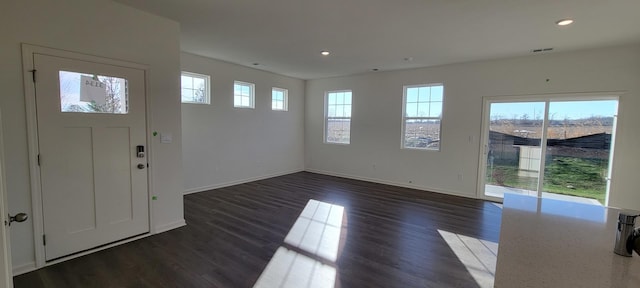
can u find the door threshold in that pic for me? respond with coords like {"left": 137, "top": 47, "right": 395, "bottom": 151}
{"left": 40, "top": 232, "right": 151, "bottom": 268}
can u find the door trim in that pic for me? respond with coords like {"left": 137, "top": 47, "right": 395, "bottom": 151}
{"left": 21, "top": 44, "right": 154, "bottom": 270}
{"left": 475, "top": 91, "right": 624, "bottom": 203}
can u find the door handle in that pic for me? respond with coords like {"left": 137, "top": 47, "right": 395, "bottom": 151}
{"left": 6, "top": 213, "right": 28, "bottom": 226}
{"left": 137, "top": 163, "right": 146, "bottom": 169}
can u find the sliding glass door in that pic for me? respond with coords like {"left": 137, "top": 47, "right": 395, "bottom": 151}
{"left": 484, "top": 102, "right": 545, "bottom": 198}
{"left": 480, "top": 97, "right": 617, "bottom": 205}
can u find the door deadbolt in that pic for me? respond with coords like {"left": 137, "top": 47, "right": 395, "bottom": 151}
{"left": 7, "top": 213, "right": 28, "bottom": 226}
{"left": 136, "top": 145, "right": 145, "bottom": 158}
{"left": 137, "top": 163, "right": 146, "bottom": 169}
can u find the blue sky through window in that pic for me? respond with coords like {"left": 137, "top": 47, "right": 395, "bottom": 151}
{"left": 490, "top": 100, "right": 617, "bottom": 120}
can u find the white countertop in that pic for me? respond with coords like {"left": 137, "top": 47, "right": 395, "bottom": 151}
{"left": 494, "top": 194, "right": 640, "bottom": 288}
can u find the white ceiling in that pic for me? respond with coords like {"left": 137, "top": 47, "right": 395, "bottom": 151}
{"left": 113, "top": 0, "right": 640, "bottom": 80}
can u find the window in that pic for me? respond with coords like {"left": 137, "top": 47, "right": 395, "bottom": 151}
{"left": 402, "top": 84, "right": 443, "bottom": 150}
{"left": 59, "top": 70, "right": 128, "bottom": 114}
{"left": 272, "top": 87, "right": 288, "bottom": 111}
{"left": 181, "top": 72, "right": 210, "bottom": 104}
{"left": 325, "top": 90, "right": 352, "bottom": 144}
{"left": 234, "top": 81, "right": 255, "bottom": 108}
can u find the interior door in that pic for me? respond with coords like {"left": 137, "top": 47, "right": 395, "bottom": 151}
{"left": 33, "top": 53, "right": 149, "bottom": 261}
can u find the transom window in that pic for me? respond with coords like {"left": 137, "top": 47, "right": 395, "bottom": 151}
{"left": 181, "top": 71, "right": 210, "bottom": 104}
{"left": 272, "top": 87, "right": 288, "bottom": 111}
{"left": 402, "top": 84, "right": 444, "bottom": 150}
{"left": 325, "top": 90, "right": 352, "bottom": 144}
{"left": 234, "top": 81, "right": 255, "bottom": 108}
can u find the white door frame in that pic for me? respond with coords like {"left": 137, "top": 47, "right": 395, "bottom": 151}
{"left": 0, "top": 109, "right": 14, "bottom": 287}
{"left": 476, "top": 92, "right": 623, "bottom": 204}
{"left": 21, "top": 44, "right": 155, "bottom": 270}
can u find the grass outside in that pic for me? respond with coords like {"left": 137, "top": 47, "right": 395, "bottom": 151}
{"left": 487, "top": 156, "right": 607, "bottom": 204}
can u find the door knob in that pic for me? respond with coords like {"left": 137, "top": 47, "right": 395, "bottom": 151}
{"left": 7, "top": 213, "right": 28, "bottom": 226}
{"left": 137, "top": 163, "right": 145, "bottom": 169}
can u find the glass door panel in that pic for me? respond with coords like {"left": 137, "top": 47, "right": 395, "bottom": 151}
{"left": 542, "top": 100, "right": 618, "bottom": 205}
{"left": 484, "top": 102, "right": 545, "bottom": 199}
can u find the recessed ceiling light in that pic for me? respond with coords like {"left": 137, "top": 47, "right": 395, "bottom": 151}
{"left": 320, "top": 51, "right": 330, "bottom": 56}
{"left": 556, "top": 19, "right": 574, "bottom": 26}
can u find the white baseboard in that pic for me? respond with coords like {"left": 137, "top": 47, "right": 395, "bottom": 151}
{"left": 12, "top": 261, "right": 36, "bottom": 276}
{"left": 154, "top": 219, "right": 187, "bottom": 234}
{"left": 305, "top": 168, "right": 476, "bottom": 200}
{"left": 183, "top": 169, "right": 305, "bottom": 195}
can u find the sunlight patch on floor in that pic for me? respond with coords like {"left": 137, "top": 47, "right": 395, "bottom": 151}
{"left": 253, "top": 247, "right": 336, "bottom": 288}
{"left": 253, "top": 199, "right": 345, "bottom": 288}
{"left": 284, "top": 199, "right": 344, "bottom": 262}
{"left": 437, "top": 230, "right": 498, "bottom": 288}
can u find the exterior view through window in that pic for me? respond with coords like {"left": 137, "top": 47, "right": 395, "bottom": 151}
{"left": 272, "top": 87, "right": 288, "bottom": 111}
{"left": 181, "top": 72, "right": 210, "bottom": 104}
{"left": 234, "top": 81, "right": 255, "bottom": 108}
{"left": 402, "top": 84, "right": 443, "bottom": 150}
{"left": 59, "top": 70, "right": 128, "bottom": 114}
{"left": 483, "top": 99, "right": 618, "bottom": 205}
{"left": 325, "top": 90, "right": 352, "bottom": 144}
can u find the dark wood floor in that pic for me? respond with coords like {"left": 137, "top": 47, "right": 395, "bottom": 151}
{"left": 14, "top": 172, "right": 502, "bottom": 288}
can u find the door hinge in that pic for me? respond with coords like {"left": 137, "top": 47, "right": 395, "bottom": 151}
{"left": 30, "top": 69, "right": 37, "bottom": 83}
{"left": 37, "top": 154, "right": 41, "bottom": 166}
{"left": 43, "top": 234, "right": 46, "bottom": 246}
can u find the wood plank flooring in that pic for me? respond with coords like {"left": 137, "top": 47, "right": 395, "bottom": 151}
{"left": 13, "top": 172, "right": 502, "bottom": 288}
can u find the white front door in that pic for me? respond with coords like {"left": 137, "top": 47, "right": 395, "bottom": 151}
{"left": 33, "top": 53, "right": 149, "bottom": 261}
{"left": 0, "top": 110, "right": 14, "bottom": 287}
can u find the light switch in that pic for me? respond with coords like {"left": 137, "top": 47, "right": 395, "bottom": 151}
{"left": 160, "top": 133, "right": 172, "bottom": 144}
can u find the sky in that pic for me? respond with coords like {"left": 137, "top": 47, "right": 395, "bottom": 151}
{"left": 490, "top": 100, "right": 617, "bottom": 120}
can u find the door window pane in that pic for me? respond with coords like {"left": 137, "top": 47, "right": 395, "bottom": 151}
{"left": 542, "top": 100, "right": 617, "bottom": 205}
{"left": 59, "top": 70, "right": 128, "bottom": 114}
{"left": 484, "top": 102, "right": 545, "bottom": 198}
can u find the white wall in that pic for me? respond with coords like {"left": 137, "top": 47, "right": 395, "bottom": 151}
{"left": 0, "top": 0, "right": 184, "bottom": 271}
{"left": 181, "top": 53, "right": 305, "bottom": 193}
{"left": 305, "top": 44, "right": 640, "bottom": 210}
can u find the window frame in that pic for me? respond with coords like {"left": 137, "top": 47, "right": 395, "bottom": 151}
{"left": 233, "top": 80, "right": 255, "bottom": 109}
{"left": 271, "top": 87, "right": 288, "bottom": 111}
{"left": 401, "top": 83, "right": 444, "bottom": 151}
{"left": 180, "top": 71, "right": 211, "bottom": 105}
{"left": 324, "top": 90, "right": 353, "bottom": 145}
